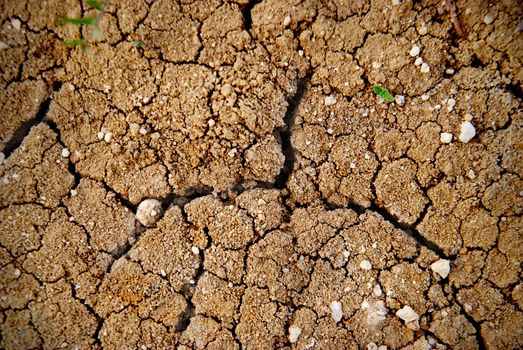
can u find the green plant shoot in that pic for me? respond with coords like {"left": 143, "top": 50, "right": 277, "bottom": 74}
{"left": 373, "top": 85, "right": 394, "bottom": 102}
{"left": 86, "top": 0, "right": 104, "bottom": 10}
{"left": 56, "top": 16, "right": 96, "bottom": 26}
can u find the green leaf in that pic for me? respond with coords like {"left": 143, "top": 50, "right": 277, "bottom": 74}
{"left": 86, "top": 0, "right": 104, "bottom": 10}
{"left": 373, "top": 85, "right": 394, "bottom": 102}
{"left": 57, "top": 16, "right": 96, "bottom": 26}
{"left": 63, "top": 38, "right": 87, "bottom": 47}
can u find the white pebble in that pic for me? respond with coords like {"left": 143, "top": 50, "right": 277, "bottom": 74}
{"left": 288, "top": 325, "right": 302, "bottom": 343}
{"left": 11, "top": 18, "right": 21, "bottom": 31}
{"left": 191, "top": 246, "right": 200, "bottom": 255}
{"left": 440, "top": 132, "right": 453, "bottom": 144}
{"left": 430, "top": 259, "right": 451, "bottom": 278}
{"left": 409, "top": 44, "right": 420, "bottom": 57}
{"left": 208, "top": 119, "right": 215, "bottom": 127}
{"left": 104, "top": 132, "right": 112, "bottom": 143}
{"left": 464, "top": 113, "right": 473, "bottom": 121}
{"left": 97, "top": 131, "right": 104, "bottom": 140}
{"left": 421, "top": 94, "right": 430, "bottom": 101}
{"left": 446, "top": 68, "right": 455, "bottom": 75}
{"left": 396, "top": 305, "right": 419, "bottom": 323}
{"left": 139, "top": 127, "right": 148, "bottom": 135}
{"left": 459, "top": 121, "right": 476, "bottom": 143}
{"left": 360, "top": 260, "right": 372, "bottom": 270}
{"left": 447, "top": 98, "right": 456, "bottom": 112}
{"left": 160, "top": 269, "right": 166, "bottom": 277}
{"left": 0, "top": 152, "right": 4, "bottom": 165}
{"left": 373, "top": 284, "right": 383, "bottom": 297}
{"left": 394, "top": 95, "right": 405, "bottom": 106}
{"left": 61, "top": 148, "right": 70, "bottom": 158}
{"left": 12, "top": 173, "right": 19, "bottom": 180}
{"left": 330, "top": 301, "right": 343, "bottom": 322}
{"left": 325, "top": 95, "right": 337, "bottom": 106}
{"left": 420, "top": 62, "right": 431, "bottom": 73}
{"left": 13, "top": 268, "right": 21, "bottom": 278}
{"left": 414, "top": 57, "right": 424, "bottom": 66}
{"left": 136, "top": 199, "right": 162, "bottom": 227}
{"left": 483, "top": 14, "right": 494, "bottom": 25}
{"left": 283, "top": 15, "right": 292, "bottom": 27}
{"left": 2, "top": 176, "right": 9, "bottom": 185}
{"left": 368, "top": 343, "right": 378, "bottom": 350}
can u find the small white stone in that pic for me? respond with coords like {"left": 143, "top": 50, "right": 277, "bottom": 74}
{"left": 13, "top": 268, "right": 21, "bottom": 278}
{"left": 378, "top": 346, "right": 388, "bottom": 350}
{"left": 325, "top": 95, "right": 337, "bottom": 106}
{"left": 104, "top": 132, "right": 112, "bottom": 143}
{"left": 447, "top": 98, "right": 456, "bottom": 112}
{"left": 11, "top": 18, "right": 21, "bottom": 31}
{"left": 414, "top": 57, "right": 424, "bottom": 66}
{"left": 459, "top": 121, "right": 476, "bottom": 143}
{"left": 367, "top": 343, "right": 378, "bottom": 350}
{"left": 298, "top": 49, "right": 304, "bottom": 57}
{"left": 330, "top": 301, "right": 343, "bottom": 322}
{"left": 421, "top": 94, "right": 430, "bottom": 101}
{"left": 440, "top": 132, "right": 453, "bottom": 144}
{"left": 61, "top": 148, "right": 70, "bottom": 158}
{"left": 430, "top": 259, "right": 451, "bottom": 278}
{"left": 483, "top": 14, "right": 494, "bottom": 25}
{"left": 160, "top": 269, "right": 166, "bottom": 277}
{"left": 139, "top": 127, "right": 148, "bottom": 135}
{"left": 288, "top": 325, "right": 302, "bottom": 343}
{"left": 70, "top": 189, "right": 78, "bottom": 196}
{"left": 327, "top": 128, "right": 334, "bottom": 134}
{"left": 409, "top": 44, "right": 420, "bottom": 57}
{"left": 464, "top": 113, "right": 473, "bottom": 121}
{"left": 12, "top": 173, "right": 19, "bottom": 180}
{"left": 191, "top": 246, "right": 200, "bottom": 255}
{"left": 283, "top": 15, "right": 291, "bottom": 27}
{"left": 373, "top": 284, "right": 383, "bottom": 297}
{"left": 420, "top": 62, "right": 431, "bottom": 73}
{"left": 136, "top": 199, "right": 162, "bottom": 227}
{"left": 208, "top": 119, "right": 215, "bottom": 127}
{"left": 97, "top": 131, "right": 104, "bottom": 140}
{"left": 396, "top": 305, "right": 419, "bottom": 323}
{"left": 394, "top": 95, "right": 405, "bottom": 106}
{"left": 360, "top": 260, "right": 372, "bottom": 270}
{"left": 446, "top": 68, "right": 455, "bottom": 75}
{"left": 2, "top": 176, "right": 9, "bottom": 185}
{"left": 0, "top": 152, "right": 4, "bottom": 165}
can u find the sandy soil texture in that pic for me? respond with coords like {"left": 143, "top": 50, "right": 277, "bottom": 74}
{"left": 0, "top": 0, "right": 522, "bottom": 349}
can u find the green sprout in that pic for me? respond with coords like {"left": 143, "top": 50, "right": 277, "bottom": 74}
{"left": 56, "top": 0, "right": 109, "bottom": 52}
{"left": 373, "top": 85, "right": 394, "bottom": 102}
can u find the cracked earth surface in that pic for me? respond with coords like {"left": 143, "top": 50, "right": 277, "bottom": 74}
{"left": 0, "top": 0, "right": 522, "bottom": 349}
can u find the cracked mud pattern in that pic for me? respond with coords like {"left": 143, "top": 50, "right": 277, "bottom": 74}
{"left": 0, "top": 0, "right": 522, "bottom": 349}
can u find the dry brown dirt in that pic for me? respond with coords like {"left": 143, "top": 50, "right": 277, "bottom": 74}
{"left": 0, "top": 0, "right": 522, "bottom": 349}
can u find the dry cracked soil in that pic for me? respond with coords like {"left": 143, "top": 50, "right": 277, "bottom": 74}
{"left": 0, "top": 0, "right": 522, "bottom": 349}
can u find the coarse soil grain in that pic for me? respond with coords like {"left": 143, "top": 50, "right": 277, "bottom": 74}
{"left": 0, "top": 0, "right": 522, "bottom": 349}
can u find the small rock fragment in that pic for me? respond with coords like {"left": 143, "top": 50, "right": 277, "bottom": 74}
{"left": 283, "top": 15, "right": 291, "bottom": 27}
{"left": 446, "top": 68, "right": 455, "bottom": 75}
{"left": 330, "top": 301, "right": 343, "bottom": 322}
{"left": 11, "top": 18, "right": 21, "bottom": 31}
{"left": 409, "top": 44, "right": 420, "bottom": 57}
{"left": 325, "top": 95, "right": 337, "bottom": 106}
{"left": 447, "top": 98, "right": 456, "bottom": 112}
{"left": 459, "top": 121, "right": 476, "bottom": 143}
{"left": 97, "top": 131, "right": 104, "bottom": 140}
{"left": 13, "top": 268, "right": 21, "bottom": 278}
{"left": 288, "top": 325, "right": 302, "bottom": 343}
{"left": 440, "top": 132, "right": 453, "bottom": 144}
{"left": 430, "top": 259, "right": 450, "bottom": 278}
{"left": 104, "top": 132, "right": 113, "bottom": 143}
{"left": 61, "top": 148, "right": 70, "bottom": 158}
{"left": 360, "top": 260, "right": 372, "bottom": 270}
{"left": 373, "top": 284, "right": 382, "bottom": 297}
{"left": 136, "top": 199, "right": 163, "bottom": 227}
{"left": 208, "top": 119, "right": 215, "bottom": 127}
{"left": 394, "top": 95, "right": 405, "bottom": 106}
{"left": 396, "top": 305, "right": 419, "bottom": 323}
{"left": 414, "top": 57, "right": 423, "bottom": 66}
{"left": 0, "top": 152, "right": 5, "bottom": 165}
{"left": 483, "top": 14, "right": 494, "bottom": 25}
{"left": 420, "top": 62, "right": 431, "bottom": 73}
{"left": 191, "top": 246, "right": 200, "bottom": 255}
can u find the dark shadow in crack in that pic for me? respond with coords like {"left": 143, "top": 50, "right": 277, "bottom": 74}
{"left": 240, "top": 0, "right": 262, "bottom": 32}
{"left": 2, "top": 82, "right": 62, "bottom": 158}
{"left": 274, "top": 75, "right": 311, "bottom": 189}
